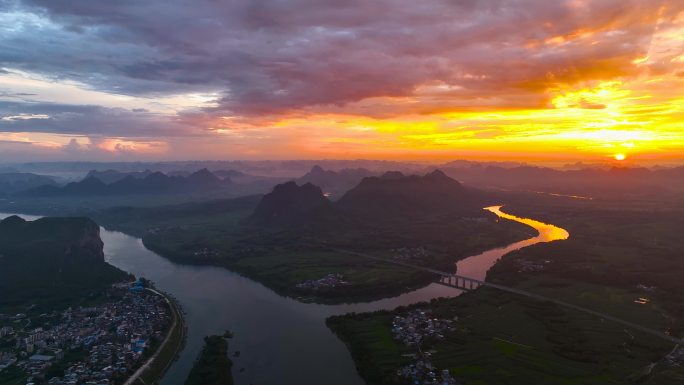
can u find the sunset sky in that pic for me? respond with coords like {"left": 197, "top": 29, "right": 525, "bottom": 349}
{"left": 1, "top": 0, "right": 683, "bottom": 164}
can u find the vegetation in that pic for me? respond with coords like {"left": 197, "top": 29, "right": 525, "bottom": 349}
{"left": 90, "top": 189, "right": 529, "bottom": 303}
{"left": 0, "top": 366, "right": 26, "bottom": 385}
{"left": 136, "top": 291, "right": 186, "bottom": 385}
{"left": 0, "top": 215, "right": 130, "bottom": 311}
{"left": 184, "top": 335, "right": 234, "bottom": 385}
{"left": 329, "top": 287, "right": 676, "bottom": 385}
{"left": 327, "top": 195, "right": 684, "bottom": 384}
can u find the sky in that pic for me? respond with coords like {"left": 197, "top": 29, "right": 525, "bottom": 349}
{"left": 1, "top": 0, "right": 683, "bottom": 165}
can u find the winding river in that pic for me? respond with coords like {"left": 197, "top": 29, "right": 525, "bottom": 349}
{"left": 0, "top": 205, "right": 568, "bottom": 385}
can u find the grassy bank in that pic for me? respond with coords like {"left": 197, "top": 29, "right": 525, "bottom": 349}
{"left": 130, "top": 289, "right": 186, "bottom": 385}
{"left": 95, "top": 196, "right": 530, "bottom": 304}
{"left": 327, "top": 198, "right": 684, "bottom": 384}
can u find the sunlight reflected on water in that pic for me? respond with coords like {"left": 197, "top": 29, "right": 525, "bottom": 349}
{"left": 485, "top": 205, "right": 569, "bottom": 242}
{"left": 454, "top": 205, "right": 569, "bottom": 280}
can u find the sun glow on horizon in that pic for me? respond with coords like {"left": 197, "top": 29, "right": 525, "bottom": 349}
{"left": 1, "top": 2, "right": 683, "bottom": 164}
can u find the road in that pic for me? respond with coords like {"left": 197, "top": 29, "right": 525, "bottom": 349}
{"left": 324, "top": 245, "right": 684, "bottom": 346}
{"left": 123, "top": 288, "right": 182, "bottom": 385}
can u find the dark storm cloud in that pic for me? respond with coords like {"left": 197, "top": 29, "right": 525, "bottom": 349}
{"left": 1, "top": 0, "right": 681, "bottom": 118}
{"left": 0, "top": 101, "right": 193, "bottom": 136}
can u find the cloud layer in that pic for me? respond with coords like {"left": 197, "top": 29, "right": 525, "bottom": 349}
{"left": 1, "top": 0, "right": 683, "bottom": 162}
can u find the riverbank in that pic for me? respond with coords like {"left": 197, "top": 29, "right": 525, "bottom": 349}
{"left": 8, "top": 203, "right": 641, "bottom": 385}
{"left": 325, "top": 203, "right": 684, "bottom": 384}
{"left": 85, "top": 194, "right": 532, "bottom": 304}
{"left": 133, "top": 218, "right": 530, "bottom": 304}
{"left": 125, "top": 288, "right": 187, "bottom": 385}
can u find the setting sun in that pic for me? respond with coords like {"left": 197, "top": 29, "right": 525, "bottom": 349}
{"left": 614, "top": 153, "right": 627, "bottom": 161}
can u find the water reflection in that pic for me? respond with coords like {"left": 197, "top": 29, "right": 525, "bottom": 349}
{"left": 455, "top": 205, "right": 569, "bottom": 280}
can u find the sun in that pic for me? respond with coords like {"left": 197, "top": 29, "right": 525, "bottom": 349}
{"left": 614, "top": 153, "right": 627, "bottom": 161}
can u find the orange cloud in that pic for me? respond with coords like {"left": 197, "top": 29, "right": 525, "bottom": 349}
{"left": 95, "top": 138, "right": 169, "bottom": 154}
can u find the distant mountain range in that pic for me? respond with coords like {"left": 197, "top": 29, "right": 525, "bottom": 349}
{"left": 0, "top": 172, "right": 58, "bottom": 196}
{"left": 297, "top": 165, "right": 375, "bottom": 198}
{"left": 21, "top": 168, "right": 231, "bottom": 196}
{"left": 292, "top": 163, "right": 684, "bottom": 202}
{"left": 248, "top": 169, "right": 491, "bottom": 227}
{"left": 85, "top": 169, "right": 155, "bottom": 184}
{"left": 438, "top": 164, "right": 684, "bottom": 198}
{"left": 0, "top": 215, "right": 128, "bottom": 307}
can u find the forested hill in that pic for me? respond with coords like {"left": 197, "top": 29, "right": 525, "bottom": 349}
{"left": 0, "top": 216, "right": 129, "bottom": 308}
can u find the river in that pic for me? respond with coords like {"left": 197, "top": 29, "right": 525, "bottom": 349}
{"left": 0, "top": 205, "right": 568, "bottom": 385}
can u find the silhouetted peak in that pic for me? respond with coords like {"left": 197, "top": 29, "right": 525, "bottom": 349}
{"left": 145, "top": 172, "right": 169, "bottom": 181}
{"left": 270, "top": 181, "right": 324, "bottom": 197}
{"left": 188, "top": 168, "right": 220, "bottom": 183}
{"left": 273, "top": 180, "right": 300, "bottom": 193}
{"left": 425, "top": 169, "right": 449, "bottom": 180}
{"left": 300, "top": 182, "right": 324, "bottom": 194}
{"left": 248, "top": 181, "right": 329, "bottom": 226}
{"left": 78, "top": 176, "right": 107, "bottom": 187}
{"left": 0, "top": 215, "right": 26, "bottom": 227}
{"left": 310, "top": 165, "right": 325, "bottom": 174}
{"left": 191, "top": 168, "right": 213, "bottom": 176}
{"left": 380, "top": 171, "right": 405, "bottom": 179}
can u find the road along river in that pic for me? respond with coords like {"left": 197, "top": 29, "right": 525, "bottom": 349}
{"left": 0, "top": 206, "right": 568, "bottom": 385}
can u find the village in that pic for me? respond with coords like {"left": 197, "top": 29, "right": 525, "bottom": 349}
{"left": 0, "top": 281, "right": 171, "bottom": 385}
{"left": 391, "top": 247, "right": 429, "bottom": 263}
{"left": 391, "top": 309, "right": 461, "bottom": 385}
{"left": 515, "top": 258, "right": 551, "bottom": 273}
{"left": 296, "top": 273, "right": 348, "bottom": 291}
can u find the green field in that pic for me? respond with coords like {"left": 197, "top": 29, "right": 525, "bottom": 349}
{"left": 94, "top": 196, "right": 530, "bottom": 303}
{"left": 328, "top": 196, "right": 684, "bottom": 384}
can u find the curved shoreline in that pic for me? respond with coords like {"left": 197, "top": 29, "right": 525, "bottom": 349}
{"left": 453, "top": 205, "right": 569, "bottom": 280}
{"left": 125, "top": 288, "right": 187, "bottom": 385}
{"left": 0, "top": 207, "right": 573, "bottom": 385}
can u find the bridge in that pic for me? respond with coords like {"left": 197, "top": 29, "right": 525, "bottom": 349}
{"left": 438, "top": 274, "right": 483, "bottom": 291}
{"left": 322, "top": 245, "right": 684, "bottom": 347}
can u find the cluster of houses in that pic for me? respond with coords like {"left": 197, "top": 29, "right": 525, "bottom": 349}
{"left": 636, "top": 283, "right": 657, "bottom": 293}
{"left": 396, "top": 359, "right": 461, "bottom": 385}
{"left": 664, "top": 346, "right": 684, "bottom": 367}
{"left": 296, "top": 273, "right": 348, "bottom": 291}
{"left": 391, "top": 309, "right": 455, "bottom": 347}
{"left": 0, "top": 351, "right": 16, "bottom": 371}
{"left": 145, "top": 225, "right": 186, "bottom": 235}
{"left": 0, "top": 326, "right": 14, "bottom": 338}
{"left": 516, "top": 258, "right": 551, "bottom": 273}
{"left": 0, "top": 285, "right": 171, "bottom": 385}
{"left": 192, "top": 247, "right": 219, "bottom": 259}
{"left": 392, "top": 309, "right": 461, "bottom": 385}
{"left": 392, "top": 246, "right": 429, "bottom": 262}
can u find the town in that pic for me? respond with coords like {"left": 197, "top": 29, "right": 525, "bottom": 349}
{"left": 0, "top": 281, "right": 171, "bottom": 385}
{"left": 391, "top": 309, "right": 455, "bottom": 347}
{"left": 391, "top": 309, "right": 460, "bottom": 385}
{"left": 391, "top": 247, "right": 429, "bottom": 263}
{"left": 392, "top": 309, "right": 459, "bottom": 385}
{"left": 296, "top": 273, "right": 348, "bottom": 291}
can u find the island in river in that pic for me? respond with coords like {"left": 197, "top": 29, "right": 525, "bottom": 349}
{"left": 184, "top": 334, "right": 234, "bottom": 385}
